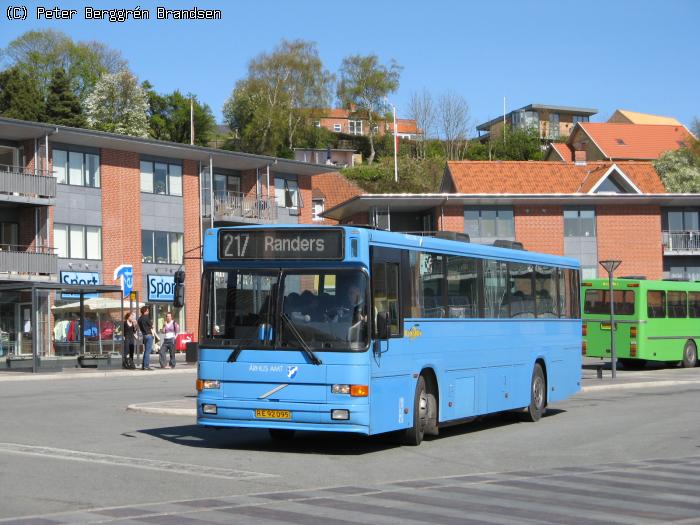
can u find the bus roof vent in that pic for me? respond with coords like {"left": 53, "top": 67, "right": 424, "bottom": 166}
{"left": 435, "top": 231, "right": 470, "bottom": 243}
{"left": 493, "top": 239, "right": 524, "bottom": 250}
{"left": 620, "top": 275, "right": 646, "bottom": 280}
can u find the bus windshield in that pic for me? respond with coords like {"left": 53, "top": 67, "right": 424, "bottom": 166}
{"left": 202, "top": 269, "right": 369, "bottom": 351}
{"left": 584, "top": 289, "right": 635, "bottom": 316}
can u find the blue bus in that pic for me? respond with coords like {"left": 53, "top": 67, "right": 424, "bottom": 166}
{"left": 197, "top": 225, "right": 581, "bottom": 445}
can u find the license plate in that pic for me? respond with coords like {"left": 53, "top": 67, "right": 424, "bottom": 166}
{"left": 255, "top": 409, "right": 291, "bottom": 419}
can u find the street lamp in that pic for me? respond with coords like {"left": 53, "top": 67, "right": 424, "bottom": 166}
{"left": 599, "top": 260, "right": 622, "bottom": 379}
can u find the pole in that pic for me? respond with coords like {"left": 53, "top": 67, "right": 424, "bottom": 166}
{"left": 503, "top": 96, "right": 506, "bottom": 144}
{"left": 609, "top": 270, "right": 617, "bottom": 379}
{"left": 190, "top": 98, "right": 195, "bottom": 146}
{"left": 392, "top": 104, "right": 398, "bottom": 183}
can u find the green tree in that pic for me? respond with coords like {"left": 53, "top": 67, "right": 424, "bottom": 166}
{"left": 336, "top": 54, "right": 402, "bottom": 164}
{"left": 84, "top": 70, "right": 149, "bottom": 137}
{"left": 3, "top": 29, "right": 126, "bottom": 101}
{"left": 0, "top": 66, "right": 44, "bottom": 121}
{"left": 222, "top": 39, "right": 333, "bottom": 156}
{"left": 654, "top": 149, "right": 700, "bottom": 192}
{"left": 485, "top": 125, "right": 543, "bottom": 161}
{"left": 44, "top": 68, "right": 85, "bottom": 127}
{"left": 144, "top": 83, "right": 216, "bottom": 146}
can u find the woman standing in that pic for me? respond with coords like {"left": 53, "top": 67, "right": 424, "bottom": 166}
{"left": 123, "top": 312, "right": 137, "bottom": 369}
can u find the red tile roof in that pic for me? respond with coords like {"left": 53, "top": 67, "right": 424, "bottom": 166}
{"left": 576, "top": 123, "right": 693, "bottom": 160}
{"left": 311, "top": 172, "right": 364, "bottom": 215}
{"left": 445, "top": 161, "right": 665, "bottom": 194}
{"left": 547, "top": 143, "right": 574, "bottom": 162}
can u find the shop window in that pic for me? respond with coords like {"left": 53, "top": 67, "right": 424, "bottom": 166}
{"left": 53, "top": 148, "right": 100, "bottom": 188}
{"left": 140, "top": 160, "right": 182, "bottom": 196}
{"left": 54, "top": 224, "right": 101, "bottom": 260}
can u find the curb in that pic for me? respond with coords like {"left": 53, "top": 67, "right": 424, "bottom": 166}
{"left": 126, "top": 403, "right": 196, "bottom": 417}
{"left": 580, "top": 379, "right": 700, "bottom": 393}
{"left": 0, "top": 366, "right": 196, "bottom": 383}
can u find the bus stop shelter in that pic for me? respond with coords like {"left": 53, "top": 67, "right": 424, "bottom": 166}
{"left": 0, "top": 282, "right": 133, "bottom": 373}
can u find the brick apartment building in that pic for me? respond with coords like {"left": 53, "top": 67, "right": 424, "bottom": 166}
{"left": 314, "top": 108, "right": 421, "bottom": 140}
{"left": 323, "top": 160, "right": 700, "bottom": 282}
{"left": 0, "top": 117, "right": 335, "bottom": 369}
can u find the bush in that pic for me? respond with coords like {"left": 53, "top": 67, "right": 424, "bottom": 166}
{"left": 342, "top": 157, "right": 443, "bottom": 193}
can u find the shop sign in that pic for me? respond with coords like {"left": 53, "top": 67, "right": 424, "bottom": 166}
{"left": 60, "top": 271, "right": 100, "bottom": 299}
{"left": 148, "top": 274, "right": 175, "bottom": 302}
{"left": 114, "top": 264, "right": 134, "bottom": 298}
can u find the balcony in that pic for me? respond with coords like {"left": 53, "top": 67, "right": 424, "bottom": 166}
{"left": 663, "top": 231, "right": 700, "bottom": 255}
{"left": 0, "top": 244, "right": 57, "bottom": 281}
{"left": 213, "top": 191, "right": 278, "bottom": 224}
{"left": 0, "top": 165, "right": 56, "bottom": 205}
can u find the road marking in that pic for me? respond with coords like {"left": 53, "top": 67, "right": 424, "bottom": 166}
{"left": 0, "top": 443, "right": 274, "bottom": 481}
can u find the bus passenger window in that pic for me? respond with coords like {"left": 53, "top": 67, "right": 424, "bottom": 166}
{"left": 668, "top": 291, "right": 687, "bottom": 318}
{"left": 484, "top": 259, "right": 508, "bottom": 318}
{"left": 446, "top": 255, "right": 480, "bottom": 318}
{"left": 418, "top": 253, "right": 444, "bottom": 318}
{"left": 647, "top": 291, "right": 666, "bottom": 318}
{"left": 535, "top": 265, "right": 557, "bottom": 318}
{"left": 689, "top": 292, "right": 700, "bottom": 318}
{"left": 507, "top": 263, "right": 535, "bottom": 318}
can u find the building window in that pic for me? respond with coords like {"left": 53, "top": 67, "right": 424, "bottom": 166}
{"left": 665, "top": 209, "right": 700, "bottom": 231}
{"left": 141, "top": 230, "right": 183, "bottom": 264}
{"left": 313, "top": 121, "right": 321, "bottom": 128}
{"left": 333, "top": 124, "right": 342, "bottom": 132}
{"left": 140, "top": 160, "right": 182, "bottom": 196}
{"left": 143, "top": 231, "right": 183, "bottom": 264}
{"left": 572, "top": 115, "right": 589, "bottom": 126}
{"left": 549, "top": 113, "right": 560, "bottom": 139}
{"left": 0, "top": 222, "right": 18, "bottom": 248}
{"left": 348, "top": 120, "right": 363, "bottom": 135}
{"left": 53, "top": 149, "right": 100, "bottom": 188}
{"left": 564, "top": 209, "right": 595, "bottom": 237}
{"left": 464, "top": 207, "right": 514, "bottom": 239}
{"left": 512, "top": 110, "right": 539, "bottom": 131}
{"left": 312, "top": 199, "right": 324, "bottom": 221}
{"left": 274, "top": 178, "right": 299, "bottom": 209}
{"left": 54, "top": 224, "right": 101, "bottom": 260}
{"left": 213, "top": 173, "right": 241, "bottom": 195}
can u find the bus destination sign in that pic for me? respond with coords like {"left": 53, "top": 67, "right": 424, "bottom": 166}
{"left": 218, "top": 229, "right": 344, "bottom": 260}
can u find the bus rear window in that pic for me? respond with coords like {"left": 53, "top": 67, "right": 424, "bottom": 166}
{"left": 584, "top": 289, "right": 635, "bottom": 315}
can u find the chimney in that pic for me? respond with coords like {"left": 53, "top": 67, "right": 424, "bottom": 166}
{"left": 574, "top": 150, "right": 587, "bottom": 166}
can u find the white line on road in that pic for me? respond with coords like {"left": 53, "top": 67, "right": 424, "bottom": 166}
{"left": 0, "top": 442, "right": 275, "bottom": 481}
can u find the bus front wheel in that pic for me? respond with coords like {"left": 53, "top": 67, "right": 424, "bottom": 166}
{"left": 402, "top": 375, "right": 436, "bottom": 446}
{"left": 682, "top": 341, "right": 697, "bottom": 368}
{"left": 523, "top": 364, "right": 547, "bottom": 422}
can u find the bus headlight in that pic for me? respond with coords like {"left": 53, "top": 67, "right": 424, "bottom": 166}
{"left": 202, "top": 404, "right": 218, "bottom": 414}
{"left": 331, "top": 384, "right": 350, "bottom": 394}
{"left": 197, "top": 379, "right": 221, "bottom": 392}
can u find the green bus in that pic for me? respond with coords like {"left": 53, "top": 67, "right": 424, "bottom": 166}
{"left": 582, "top": 278, "right": 700, "bottom": 368}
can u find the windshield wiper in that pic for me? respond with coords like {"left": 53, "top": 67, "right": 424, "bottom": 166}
{"left": 280, "top": 313, "right": 322, "bottom": 366}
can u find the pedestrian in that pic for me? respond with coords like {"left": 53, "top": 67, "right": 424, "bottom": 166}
{"left": 160, "top": 311, "right": 179, "bottom": 369}
{"left": 122, "top": 312, "right": 137, "bottom": 369}
{"left": 137, "top": 305, "right": 154, "bottom": 370}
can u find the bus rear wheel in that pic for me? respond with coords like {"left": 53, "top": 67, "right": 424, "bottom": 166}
{"left": 682, "top": 341, "right": 697, "bottom": 368}
{"left": 402, "top": 375, "right": 436, "bottom": 446}
{"left": 268, "top": 429, "right": 295, "bottom": 441}
{"left": 522, "top": 363, "right": 546, "bottom": 422}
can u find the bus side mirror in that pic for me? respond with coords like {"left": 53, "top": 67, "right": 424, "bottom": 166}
{"left": 376, "top": 312, "right": 390, "bottom": 340}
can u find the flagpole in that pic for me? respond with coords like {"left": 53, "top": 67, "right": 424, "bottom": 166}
{"left": 190, "top": 98, "right": 195, "bottom": 145}
{"left": 392, "top": 103, "right": 398, "bottom": 183}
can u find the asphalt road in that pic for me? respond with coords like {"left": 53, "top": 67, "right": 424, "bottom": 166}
{"left": 1, "top": 370, "right": 700, "bottom": 524}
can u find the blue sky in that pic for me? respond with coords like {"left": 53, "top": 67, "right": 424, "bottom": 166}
{"left": 1, "top": 0, "right": 698, "bottom": 130}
